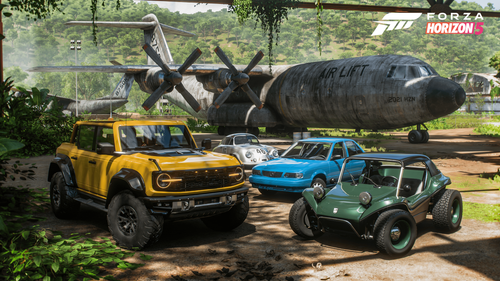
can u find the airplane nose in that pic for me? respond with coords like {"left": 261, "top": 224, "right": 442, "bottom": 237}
{"left": 426, "top": 77, "right": 466, "bottom": 118}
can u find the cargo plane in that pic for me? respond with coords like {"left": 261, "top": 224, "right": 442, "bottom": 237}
{"left": 29, "top": 14, "right": 466, "bottom": 144}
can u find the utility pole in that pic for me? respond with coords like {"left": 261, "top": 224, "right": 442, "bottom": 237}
{"left": 70, "top": 40, "right": 81, "bottom": 116}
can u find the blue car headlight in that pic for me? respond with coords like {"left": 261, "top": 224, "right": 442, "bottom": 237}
{"left": 252, "top": 169, "right": 261, "bottom": 175}
{"left": 284, "top": 172, "right": 303, "bottom": 179}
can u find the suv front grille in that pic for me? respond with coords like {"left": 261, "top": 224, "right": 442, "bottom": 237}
{"left": 153, "top": 166, "right": 243, "bottom": 192}
{"left": 262, "top": 171, "right": 283, "bottom": 178}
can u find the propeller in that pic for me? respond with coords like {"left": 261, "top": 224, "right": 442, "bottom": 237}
{"left": 142, "top": 43, "right": 202, "bottom": 112}
{"left": 213, "top": 46, "right": 264, "bottom": 110}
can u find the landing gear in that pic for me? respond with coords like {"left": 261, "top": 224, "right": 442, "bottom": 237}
{"left": 408, "top": 124, "right": 429, "bottom": 144}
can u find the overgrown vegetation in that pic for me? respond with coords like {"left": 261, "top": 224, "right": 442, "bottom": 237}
{"left": 0, "top": 79, "right": 80, "bottom": 157}
{"left": 0, "top": 149, "right": 147, "bottom": 280}
{"left": 463, "top": 202, "right": 500, "bottom": 223}
{"left": 186, "top": 118, "right": 218, "bottom": 133}
{"left": 474, "top": 124, "right": 500, "bottom": 137}
{"left": 397, "top": 113, "right": 484, "bottom": 131}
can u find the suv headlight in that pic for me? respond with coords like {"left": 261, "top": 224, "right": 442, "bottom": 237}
{"left": 229, "top": 166, "right": 245, "bottom": 182}
{"left": 153, "top": 171, "right": 183, "bottom": 191}
{"left": 245, "top": 151, "right": 253, "bottom": 158}
{"left": 284, "top": 172, "right": 303, "bottom": 179}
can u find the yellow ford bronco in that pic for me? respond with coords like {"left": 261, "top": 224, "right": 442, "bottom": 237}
{"left": 48, "top": 120, "right": 248, "bottom": 249}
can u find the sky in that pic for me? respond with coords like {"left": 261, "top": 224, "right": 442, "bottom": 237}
{"left": 147, "top": 0, "right": 497, "bottom": 14}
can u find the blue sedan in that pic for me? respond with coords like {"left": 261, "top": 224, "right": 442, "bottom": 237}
{"left": 249, "top": 138, "right": 365, "bottom": 194}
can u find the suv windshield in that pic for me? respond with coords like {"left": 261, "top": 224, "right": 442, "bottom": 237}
{"left": 119, "top": 125, "right": 194, "bottom": 151}
{"left": 281, "top": 142, "right": 331, "bottom": 160}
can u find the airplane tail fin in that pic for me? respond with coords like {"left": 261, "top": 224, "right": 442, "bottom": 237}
{"left": 98, "top": 73, "right": 135, "bottom": 100}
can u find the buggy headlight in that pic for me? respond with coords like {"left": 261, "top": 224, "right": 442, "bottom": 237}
{"left": 359, "top": 191, "right": 372, "bottom": 205}
{"left": 313, "top": 185, "right": 325, "bottom": 201}
{"left": 245, "top": 151, "right": 253, "bottom": 158}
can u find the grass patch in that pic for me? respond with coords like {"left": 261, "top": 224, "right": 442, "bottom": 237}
{"left": 308, "top": 128, "right": 395, "bottom": 140}
{"left": 463, "top": 202, "right": 500, "bottom": 222}
{"left": 474, "top": 124, "right": 500, "bottom": 138}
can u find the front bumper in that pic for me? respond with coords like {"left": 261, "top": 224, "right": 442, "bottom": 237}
{"left": 249, "top": 175, "right": 310, "bottom": 193}
{"left": 143, "top": 186, "right": 249, "bottom": 220}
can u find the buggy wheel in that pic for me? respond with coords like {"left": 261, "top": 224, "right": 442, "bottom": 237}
{"left": 50, "top": 172, "right": 80, "bottom": 219}
{"left": 374, "top": 210, "right": 417, "bottom": 257}
{"left": 432, "top": 189, "right": 462, "bottom": 233}
{"left": 107, "top": 191, "right": 164, "bottom": 250}
{"left": 289, "top": 197, "right": 323, "bottom": 239}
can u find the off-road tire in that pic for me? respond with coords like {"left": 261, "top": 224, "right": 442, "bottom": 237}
{"left": 107, "top": 191, "right": 164, "bottom": 250}
{"left": 50, "top": 172, "right": 80, "bottom": 219}
{"left": 432, "top": 189, "right": 462, "bottom": 233}
{"left": 311, "top": 178, "right": 326, "bottom": 189}
{"left": 202, "top": 196, "right": 249, "bottom": 231}
{"left": 374, "top": 209, "right": 417, "bottom": 257}
{"left": 258, "top": 188, "right": 276, "bottom": 196}
{"left": 289, "top": 197, "right": 324, "bottom": 239}
{"left": 408, "top": 130, "right": 423, "bottom": 144}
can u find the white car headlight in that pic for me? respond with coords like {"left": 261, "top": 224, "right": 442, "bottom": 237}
{"left": 271, "top": 149, "right": 279, "bottom": 158}
{"left": 245, "top": 151, "right": 253, "bottom": 158}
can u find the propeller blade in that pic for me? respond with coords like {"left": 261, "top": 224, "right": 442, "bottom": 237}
{"left": 213, "top": 81, "right": 238, "bottom": 109}
{"left": 143, "top": 43, "right": 171, "bottom": 74}
{"left": 142, "top": 81, "right": 171, "bottom": 111}
{"left": 176, "top": 83, "right": 202, "bottom": 112}
{"left": 177, "top": 48, "right": 202, "bottom": 75}
{"left": 243, "top": 51, "right": 264, "bottom": 74}
{"left": 214, "top": 46, "right": 239, "bottom": 76}
{"left": 241, "top": 84, "right": 263, "bottom": 110}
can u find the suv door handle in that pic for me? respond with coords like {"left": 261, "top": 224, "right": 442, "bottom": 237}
{"left": 71, "top": 156, "right": 78, "bottom": 160}
{"left": 89, "top": 160, "right": 96, "bottom": 164}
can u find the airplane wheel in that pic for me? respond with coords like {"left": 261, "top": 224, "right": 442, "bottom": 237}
{"left": 218, "top": 126, "right": 225, "bottom": 135}
{"left": 421, "top": 131, "right": 430, "bottom": 143}
{"left": 408, "top": 130, "right": 422, "bottom": 144}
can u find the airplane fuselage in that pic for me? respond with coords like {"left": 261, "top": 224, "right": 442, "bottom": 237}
{"left": 163, "top": 55, "right": 465, "bottom": 131}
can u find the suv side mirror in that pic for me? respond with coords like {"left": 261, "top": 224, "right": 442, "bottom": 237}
{"left": 97, "top": 142, "right": 115, "bottom": 155}
{"left": 201, "top": 138, "right": 211, "bottom": 150}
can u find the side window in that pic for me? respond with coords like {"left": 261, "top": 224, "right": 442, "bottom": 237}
{"left": 346, "top": 141, "right": 362, "bottom": 156}
{"left": 77, "top": 125, "right": 95, "bottom": 151}
{"left": 96, "top": 127, "right": 114, "bottom": 146}
{"left": 331, "top": 142, "right": 344, "bottom": 160}
{"left": 387, "top": 65, "right": 406, "bottom": 79}
{"left": 221, "top": 137, "right": 229, "bottom": 145}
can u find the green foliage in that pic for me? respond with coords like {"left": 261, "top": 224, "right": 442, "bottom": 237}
{"left": 489, "top": 50, "right": 500, "bottom": 77}
{"left": 0, "top": 164, "right": 144, "bottom": 280}
{"left": 186, "top": 118, "right": 218, "bottom": 133}
{"left": 0, "top": 79, "right": 80, "bottom": 157}
{"left": 397, "top": 113, "right": 483, "bottom": 131}
{"left": 463, "top": 202, "right": 500, "bottom": 223}
{"left": 473, "top": 124, "right": 500, "bottom": 137}
{"left": 230, "top": 0, "right": 299, "bottom": 69}
{"left": 0, "top": 136, "right": 24, "bottom": 159}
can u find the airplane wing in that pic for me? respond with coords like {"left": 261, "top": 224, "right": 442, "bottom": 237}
{"left": 28, "top": 65, "right": 264, "bottom": 75}
{"left": 65, "top": 21, "right": 195, "bottom": 37}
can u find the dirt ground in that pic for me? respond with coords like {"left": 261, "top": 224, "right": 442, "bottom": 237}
{"left": 7, "top": 128, "right": 500, "bottom": 281}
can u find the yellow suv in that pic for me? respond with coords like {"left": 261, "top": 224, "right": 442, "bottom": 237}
{"left": 48, "top": 120, "right": 248, "bottom": 249}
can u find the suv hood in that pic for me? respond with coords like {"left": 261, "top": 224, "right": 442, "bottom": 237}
{"left": 128, "top": 150, "right": 241, "bottom": 170}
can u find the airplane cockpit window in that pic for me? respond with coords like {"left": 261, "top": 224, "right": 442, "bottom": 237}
{"left": 387, "top": 65, "right": 407, "bottom": 79}
{"left": 407, "top": 66, "right": 420, "bottom": 80}
{"left": 418, "top": 66, "right": 431, "bottom": 77}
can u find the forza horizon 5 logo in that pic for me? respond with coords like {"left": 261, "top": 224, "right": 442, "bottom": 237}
{"left": 371, "top": 12, "right": 484, "bottom": 36}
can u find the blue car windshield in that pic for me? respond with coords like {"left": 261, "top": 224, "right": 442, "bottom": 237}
{"left": 119, "top": 125, "right": 194, "bottom": 151}
{"left": 281, "top": 142, "right": 331, "bottom": 160}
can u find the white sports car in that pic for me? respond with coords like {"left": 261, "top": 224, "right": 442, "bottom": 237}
{"left": 213, "top": 133, "right": 279, "bottom": 169}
